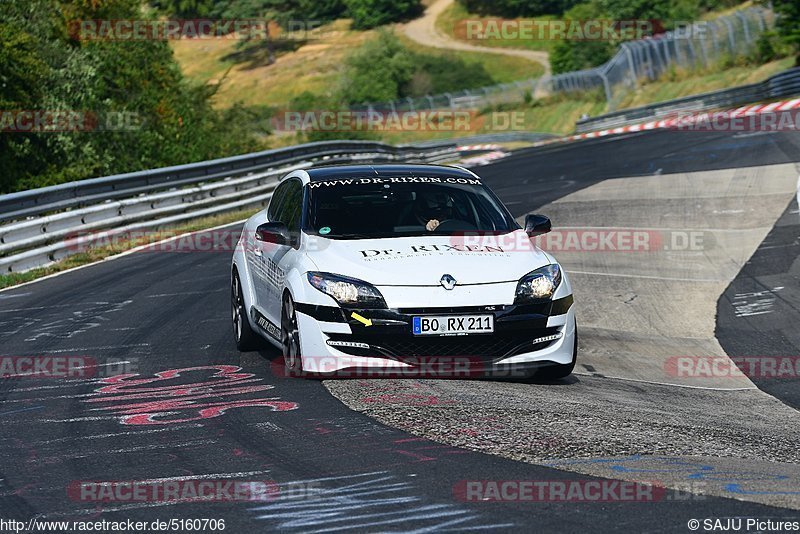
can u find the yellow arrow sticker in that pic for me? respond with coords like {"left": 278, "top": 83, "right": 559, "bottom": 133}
{"left": 350, "top": 312, "right": 373, "bottom": 327}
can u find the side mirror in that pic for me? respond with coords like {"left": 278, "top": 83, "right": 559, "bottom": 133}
{"left": 255, "top": 222, "right": 292, "bottom": 245}
{"left": 524, "top": 214, "right": 551, "bottom": 237}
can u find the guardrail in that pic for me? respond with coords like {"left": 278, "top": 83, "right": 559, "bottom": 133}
{"left": 575, "top": 67, "right": 800, "bottom": 133}
{"left": 0, "top": 141, "right": 459, "bottom": 273}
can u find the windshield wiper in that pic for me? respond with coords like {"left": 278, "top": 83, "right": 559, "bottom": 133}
{"left": 324, "top": 233, "right": 376, "bottom": 239}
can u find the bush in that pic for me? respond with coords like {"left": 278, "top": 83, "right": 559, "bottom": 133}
{"left": 458, "top": 0, "right": 579, "bottom": 17}
{"left": 403, "top": 54, "right": 494, "bottom": 96}
{"left": 338, "top": 31, "right": 496, "bottom": 104}
{"left": 751, "top": 31, "right": 781, "bottom": 63}
{"left": 550, "top": 39, "right": 613, "bottom": 74}
{"left": 345, "top": 0, "right": 423, "bottom": 30}
{"left": 151, "top": 0, "right": 349, "bottom": 27}
{"left": 285, "top": 91, "right": 378, "bottom": 141}
{"left": 338, "top": 30, "right": 416, "bottom": 104}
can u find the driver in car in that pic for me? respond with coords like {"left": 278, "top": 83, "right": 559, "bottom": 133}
{"left": 414, "top": 192, "right": 453, "bottom": 231}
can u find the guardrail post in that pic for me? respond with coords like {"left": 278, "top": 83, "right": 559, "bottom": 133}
{"left": 425, "top": 95, "right": 434, "bottom": 110}
{"left": 661, "top": 36, "right": 671, "bottom": 65}
{"left": 755, "top": 10, "right": 766, "bottom": 32}
{"left": 641, "top": 41, "right": 655, "bottom": 80}
{"left": 685, "top": 27, "right": 698, "bottom": 66}
{"left": 444, "top": 93, "right": 454, "bottom": 110}
{"left": 723, "top": 18, "right": 736, "bottom": 53}
{"left": 596, "top": 69, "right": 612, "bottom": 104}
{"left": 670, "top": 32, "right": 687, "bottom": 67}
{"left": 736, "top": 11, "right": 751, "bottom": 42}
{"left": 621, "top": 43, "right": 638, "bottom": 89}
{"left": 708, "top": 22, "right": 720, "bottom": 58}
{"left": 697, "top": 29, "right": 709, "bottom": 67}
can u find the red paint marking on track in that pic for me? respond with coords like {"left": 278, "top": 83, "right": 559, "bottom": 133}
{"left": 85, "top": 365, "right": 298, "bottom": 426}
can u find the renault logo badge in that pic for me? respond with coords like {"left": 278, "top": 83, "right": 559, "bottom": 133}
{"left": 440, "top": 274, "right": 456, "bottom": 290}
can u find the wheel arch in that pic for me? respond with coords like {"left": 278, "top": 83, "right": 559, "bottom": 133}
{"left": 231, "top": 261, "right": 258, "bottom": 332}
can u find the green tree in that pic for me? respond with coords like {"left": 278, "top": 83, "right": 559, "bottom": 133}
{"left": 458, "top": 0, "right": 579, "bottom": 17}
{"left": 549, "top": 2, "right": 614, "bottom": 74}
{"left": 403, "top": 54, "right": 494, "bottom": 96}
{"left": 344, "top": 0, "right": 422, "bottom": 30}
{"left": 154, "top": 0, "right": 348, "bottom": 23}
{"left": 337, "top": 31, "right": 497, "bottom": 104}
{"left": 0, "top": 0, "right": 260, "bottom": 194}
{"left": 338, "top": 30, "right": 416, "bottom": 104}
{"left": 771, "top": 0, "right": 800, "bottom": 65}
{"left": 150, "top": 0, "right": 219, "bottom": 18}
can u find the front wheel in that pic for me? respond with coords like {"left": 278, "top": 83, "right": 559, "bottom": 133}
{"left": 231, "top": 270, "right": 263, "bottom": 352}
{"left": 281, "top": 293, "right": 304, "bottom": 376}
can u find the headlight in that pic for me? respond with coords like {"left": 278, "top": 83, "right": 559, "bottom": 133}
{"left": 514, "top": 264, "right": 562, "bottom": 303}
{"left": 307, "top": 272, "right": 387, "bottom": 309}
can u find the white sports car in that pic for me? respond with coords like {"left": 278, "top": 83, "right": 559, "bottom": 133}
{"left": 231, "top": 164, "right": 576, "bottom": 379}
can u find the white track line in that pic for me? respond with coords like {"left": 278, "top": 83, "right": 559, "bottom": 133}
{"left": 567, "top": 270, "right": 725, "bottom": 283}
{"left": 574, "top": 372, "right": 758, "bottom": 391}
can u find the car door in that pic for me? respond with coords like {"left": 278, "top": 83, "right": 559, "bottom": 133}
{"left": 248, "top": 179, "right": 289, "bottom": 317}
{"left": 262, "top": 178, "right": 303, "bottom": 325}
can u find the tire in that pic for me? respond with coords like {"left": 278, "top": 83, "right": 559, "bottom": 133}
{"left": 536, "top": 324, "right": 578, "bottom": 380}
{"left": 281, "top": 293, "right": 304, "bottom": 376}
{"left": 231, "top": 270, "right": 263, "bottom": 352}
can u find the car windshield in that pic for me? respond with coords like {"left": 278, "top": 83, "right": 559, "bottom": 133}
{"left": 305, "top": 176, "right": 518, "bottom": 239}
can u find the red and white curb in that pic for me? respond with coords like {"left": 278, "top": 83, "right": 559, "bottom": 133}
{"left": 456, "top": 144, "right": 503, "bottom": 152}
{"left": 534, "top": 98, "right": 800, "bottom": 147}
{"left": 459, "top": 150, "right": 510, "bottom": 167}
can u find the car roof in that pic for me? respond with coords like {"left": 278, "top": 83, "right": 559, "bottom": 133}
{"left": 303, "top": 164, "right": 479, "bottom": 182}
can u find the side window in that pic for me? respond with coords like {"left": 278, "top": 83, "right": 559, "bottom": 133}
{"left": 267, "top": 181, "right": 290, "bottom": 221}
{"left": 278, "top": 181, "right": 302, "bottom": 234}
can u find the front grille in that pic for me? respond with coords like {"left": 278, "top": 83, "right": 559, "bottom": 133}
{"left": 327, "top": 328, "right": 560, "bottom": 362}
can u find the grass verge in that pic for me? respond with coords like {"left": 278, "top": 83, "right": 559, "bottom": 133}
{"left": 617, "top": 57, "right": 795, "bottom": 109}
{"left": 397, "top": 34, "right": 543, "bottom": 82}
{"left": 434, "top": 2, "right": 556, "bottom": 54}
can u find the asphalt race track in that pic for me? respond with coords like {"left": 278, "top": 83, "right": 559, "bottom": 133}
{"left": 1, "top": 127, "right": 800, "bottom": 532}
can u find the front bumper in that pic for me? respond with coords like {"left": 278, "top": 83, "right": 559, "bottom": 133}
{"left": 293, "top": 295, "right": 576, "bottom": 377}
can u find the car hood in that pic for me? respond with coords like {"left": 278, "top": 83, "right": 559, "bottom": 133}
{"left": 305, "top": 230, "right": 552, "bottom": 286}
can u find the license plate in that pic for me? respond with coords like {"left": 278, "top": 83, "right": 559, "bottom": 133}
{"left": 412, "top": 315, "right": 494, "bottom": 336}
